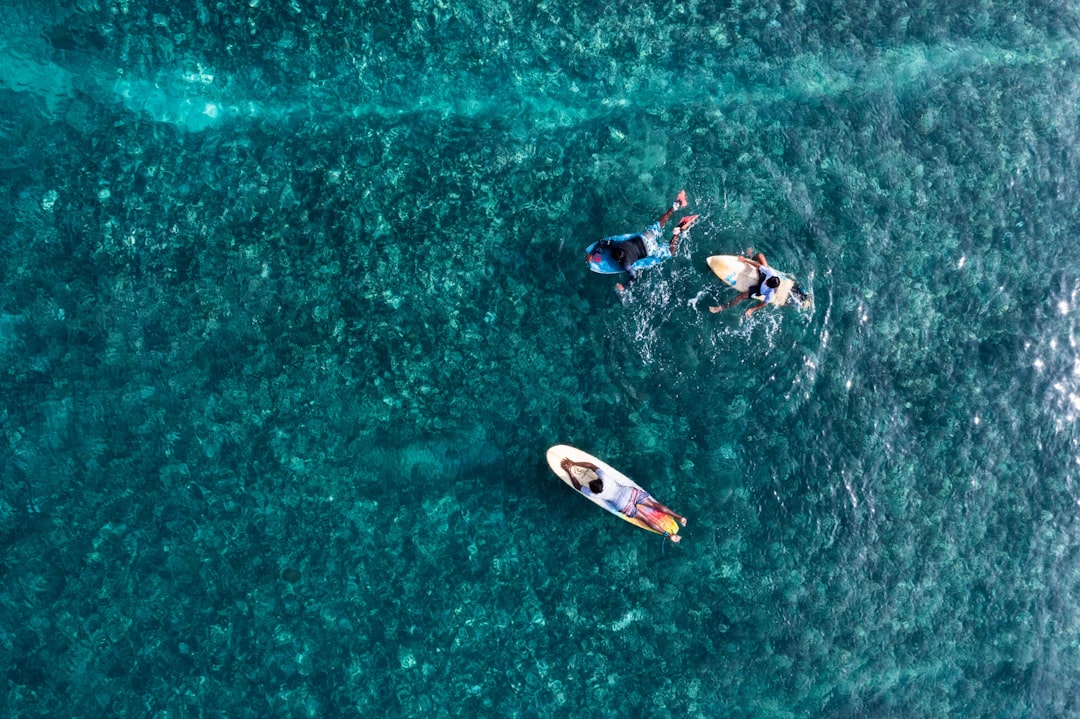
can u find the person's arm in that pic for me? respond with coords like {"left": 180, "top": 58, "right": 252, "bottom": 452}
{"left": 744, "top": 301, "right": 767, "bottom": 317}
{"left": 709, "top": 291, "right": 750, "bottom": 313}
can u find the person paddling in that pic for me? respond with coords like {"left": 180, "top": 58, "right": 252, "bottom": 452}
{"left": 710, "top": 252, "right": 781, "bottom": 317}
{"left": 589, "top": 190, "right": 698, "bottom": 291}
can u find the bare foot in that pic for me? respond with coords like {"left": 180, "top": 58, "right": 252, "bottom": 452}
{"left": 709, "top": 306, "right": 722, "bottom": 314}
{"left": 680, "top": 517, "right": 688, "bottom": 527}
{"left": 670, "top": 534, "right": 682, "bottom": 543}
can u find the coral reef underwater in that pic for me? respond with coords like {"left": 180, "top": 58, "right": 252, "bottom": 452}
{"left": 2, "top": 0, "right": 1080, "bottom": 716}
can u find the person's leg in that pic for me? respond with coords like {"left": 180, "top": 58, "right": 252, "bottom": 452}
{"left": 630, "top": 498, "right": 683, "bottom": 540}
{"left": 655, "top": 190, "right": 688, "bottom": 229}
{"left": 637, "top": 512, "right": 682, "bottom": 541}
{"left": 668, "top": 214, "right": 698, "bottom": 254}
{"left": 641, "top": 497, "right": 687, "bottom": 526}
{"left": 657, "top": 207, "right": 675, "bottom": 228}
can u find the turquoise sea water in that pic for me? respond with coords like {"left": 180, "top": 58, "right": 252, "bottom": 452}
{"left": 3, "top": 1, "right": 1080, "bottom": 716}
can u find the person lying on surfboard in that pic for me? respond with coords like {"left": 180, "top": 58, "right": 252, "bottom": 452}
{"left": 709, "top": 251, "right": 781, "bottom": 317}
{"left": 594, "top": 190, "right": 696, "bottom": 292}
{"left": 559, "top": 458, "right": 687, "bottom": 541}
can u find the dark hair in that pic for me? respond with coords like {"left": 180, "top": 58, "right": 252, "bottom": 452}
{"left": 611, "top": 247, "right": 627, "bottom": 265}
{"left": 589, "top": 478, "right": 604, "bottom": 494}
{"left": 766, "top": 276, "right": 780, "bottom": 288}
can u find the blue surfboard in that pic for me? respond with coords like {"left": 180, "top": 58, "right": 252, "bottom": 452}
{"left": 585, "top": 242, "right": 667, "bottom": 275}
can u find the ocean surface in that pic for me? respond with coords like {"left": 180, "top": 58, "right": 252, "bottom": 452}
{"left": 2, "top": 1, "right": 1080, "bottom": 716}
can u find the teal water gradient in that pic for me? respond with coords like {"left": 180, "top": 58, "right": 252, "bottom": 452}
{"left": 2, "top": 1, "right": 1080, "bottom": 716}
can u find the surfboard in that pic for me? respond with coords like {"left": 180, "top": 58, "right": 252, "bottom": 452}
{"left": 585, "top": 215, "right": 700, "bottom": 275}
{"left": 545, "top": 444, "right": 682, "bottom": 537}
{"left": 706, "top": 254, "right": 810, "bottom": 309}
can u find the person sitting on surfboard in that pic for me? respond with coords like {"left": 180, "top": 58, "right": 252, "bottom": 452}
{"left": 559, "top": 458, "right": 687, "bottom": 541}
{"left": 594, "top": 190, "right": 696, "bottom": 291}
{"left": 709, "top": 252, "right": 781, "bottom": 317}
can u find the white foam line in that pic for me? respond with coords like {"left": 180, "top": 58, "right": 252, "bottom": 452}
{"left": 4, "top": 37, "right": 1076, "bottom": 131}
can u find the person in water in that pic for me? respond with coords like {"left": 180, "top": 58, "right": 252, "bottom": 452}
{"left": 709, "top": 251, "right": 782, "bottom": 317}
{"left": 593, "top": 190, "right": 695, "bottom": 291}
{"left": 559, "top": 457, "right": 687, "bottom": 541}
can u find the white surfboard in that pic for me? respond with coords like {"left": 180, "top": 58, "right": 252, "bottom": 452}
{"left": 545, "top": 444, "right": 682, "bottom": 537}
